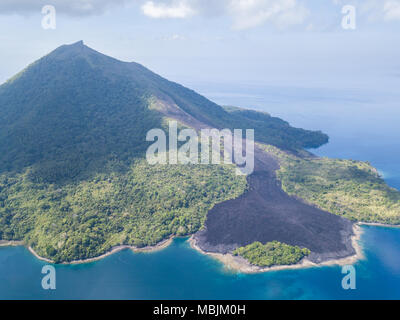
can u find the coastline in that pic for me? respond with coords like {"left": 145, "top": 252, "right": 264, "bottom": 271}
{"left": 65, "top": 237, "right": 174, "bottom": 265}
{"left": 0, "top": 240, "right": 24, "bottom": 247}
{"left": 28, "top": 246, "right": 54, "bottom": 263}
{"left": 189, "top": 224, "right": 365, "bottom": 274}
{"left": 0, "top": 237, "right": 174, "bottom": 265}
{"left": 358, "top": 222, "right": 400, "bottom": 228}
{"left": 1, "top": 222, "right": 395, "bottom": 268}
{"left": 64, "top": 237, "right": 175, "bottom": 265}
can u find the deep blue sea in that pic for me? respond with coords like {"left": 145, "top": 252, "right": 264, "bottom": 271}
{"left": 1, "top": 81, "right": 399, "bottom": 300}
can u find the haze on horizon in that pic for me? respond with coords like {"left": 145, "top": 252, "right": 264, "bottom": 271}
{"left": 0, "top": 0, "right": 399, "bottom": 92}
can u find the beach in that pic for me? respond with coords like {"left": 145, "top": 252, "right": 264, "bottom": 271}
{"left": 0, "top": 237, "right": 175, "bottom": 265}
{"left": 189, "top": 224, "right": 364, "bottom": 274}
{"left": 358, "top": 222, "right": 400, "bottom": 228}
{"left": 0, "top": 240, "right": 24, "bottom": 247}
{"left": 0, "top": 223, "right": 365, "bottom": 270}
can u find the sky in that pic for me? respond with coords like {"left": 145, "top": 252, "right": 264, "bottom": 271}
{"left": 0, "top": 0, "right": 399, "bottom": 90}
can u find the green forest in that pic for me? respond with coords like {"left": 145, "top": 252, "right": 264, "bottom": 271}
{"left": 233, "top": 241, "right": 311, "bottom": 267}
{"left": 0, "top": 160, "right": 246, "bottom": 263}
{"left": 262, "top": 144, "right": 400, "bottom": 224}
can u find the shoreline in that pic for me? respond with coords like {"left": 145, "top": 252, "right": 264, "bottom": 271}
{"left": 0, "top": 237, "right": 174, "bottom": 265}
{"left": 0, "top": 222, "right": 395, "bottom": 268}
{"left": 65, "top": 237, "right": 174, "bottom": 265}
{"left": 65, "top": 237, "right": 175, "bottom": 265}
{"left": 0, "top": 240, "right": 24, "bottom": 247}
{"left": 28, "top": 246, "right": 54, "bottom": 263}
{"left": 189, "top": 224, "right": 365, "bottom": 274}
{"left": 357, "top": 222, "right": 400, "bottom": 228}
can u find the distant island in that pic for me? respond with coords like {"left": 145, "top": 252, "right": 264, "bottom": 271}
{"left": 0, "top": 41, "right": 399, "bottom": 268}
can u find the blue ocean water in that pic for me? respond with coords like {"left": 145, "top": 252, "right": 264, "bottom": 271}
{"left": 1, "top": 82, "right": 399, "bottom": 300}
{"left": 1, "top": 226, "right": 400, "bottom": 300}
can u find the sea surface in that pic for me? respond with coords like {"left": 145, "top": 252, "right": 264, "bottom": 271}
{"left": 1, "top": 81, "right": 400, "bottom": 300}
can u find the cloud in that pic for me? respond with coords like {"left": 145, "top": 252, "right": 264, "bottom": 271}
{"left": 170, "top": 33, "right": 186, "bottom": 40}
{"left": 361, "top": 0, "right": 400, "bottom": 22}
{"left": 0, "top": 0, "right": 127, "bottom": 16}
{"left": 227, "top": 0, "right": 308, "bottom": 29}
{"left": 333, "top": 0, "right": 400, "bottom": 22}
{"left": 160, "top": 34, "right": 187, "bottom": 40}
{"left": 141, "top": 0, "right": 195, "bottom": 18}
{"left": 2, "top": 0, "right": 400, "bottom": 26}
{"left": 140, "top": 0, "right": 308, "bottom": 29}
{"left": 384, "top": 0, "right": 400, "bottom": 21}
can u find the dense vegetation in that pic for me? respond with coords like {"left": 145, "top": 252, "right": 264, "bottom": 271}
{"left": 219, "top": 106, "right": 328, "bottom": 150}
{"left": 262, "top": 144, "right": 400, "bottom": 224}
{"left": 233, "top": 241, "right": 310, "bottom": 267}
{"left": 0, "top": 160, "right": 246, "bottom": 263}
{"left": 0, "top": 42, "right": 327, "bottom": 185}
{"left": 0, "top": 44, "right": 161, "bottom": 184}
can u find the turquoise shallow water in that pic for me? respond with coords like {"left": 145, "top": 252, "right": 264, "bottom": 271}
{"left": 1, "top": 83, "right": 399, "bottom": 300}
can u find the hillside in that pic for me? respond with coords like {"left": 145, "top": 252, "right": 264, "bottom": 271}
{"left": 0, "top": 41, "right": 328, "bottom": 185}
{"left": 0, "top": 41, "right": 327, "bottom": 262}
{"left": 1, "top": 41, "right": 397, "bottom": 264}
{"left": 262, "top": 144, "right": 400, "bottom": 224}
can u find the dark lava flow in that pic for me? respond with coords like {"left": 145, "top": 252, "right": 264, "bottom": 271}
{"left": 160, "top": 101, "right": 356, "bottom": 263}
{"left": 194, "top": 146, "right": 356, "bottom": 263}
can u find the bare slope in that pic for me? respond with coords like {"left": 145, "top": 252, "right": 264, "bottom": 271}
{"left": 193, "top": 145, "right": 356, "bottom": 263}
{"left": 155, "top": 97, "right": 356, "bottom": 263}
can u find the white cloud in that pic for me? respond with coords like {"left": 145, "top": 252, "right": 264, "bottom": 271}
{"left": 141, "top": 0, "right": 195, "bottom": 19}
{"left": 0, "top": 0, "right": 127, "bottom": 16}
{"left": 2, "top": 0, "right": 400, "bottom": 26}
{"left": 160, "top": 34, "right": 187, "bottom": 40}
{"left": 333, "top": 0, "right": 400, "bottom": 22}
{"left": 140, "top": 0, "right": 308, "bottom": 29}
{"left": 361, "top": 0, "right": 400, "bottom": 22}
{"left": 384, "top": 0, "right": 400, "bottom": 21}
{"left": 227, "top": 0, "right": 308, "bottom": 30}
{"left": 171, "top": 34, "right": 186, "bottom": 40}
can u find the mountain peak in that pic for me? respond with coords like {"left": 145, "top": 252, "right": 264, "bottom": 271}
{"left": 64, "top": 40, "right": 85, "bottom": 48}
{"left": 44, "top": 41, "right": 132, "bottom": 73}
{"left": 64, "top": 40, "right": 85, "bottom": 50}
{"left": 48, "top": 40, "right": 93, "bottom": 61}
{"left": 72, "top": 40, "right": 84, "bottom": 46}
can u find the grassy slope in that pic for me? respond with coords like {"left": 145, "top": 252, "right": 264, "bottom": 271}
{"left": 261, "top": 144, "right": 400, "bottom": 224}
